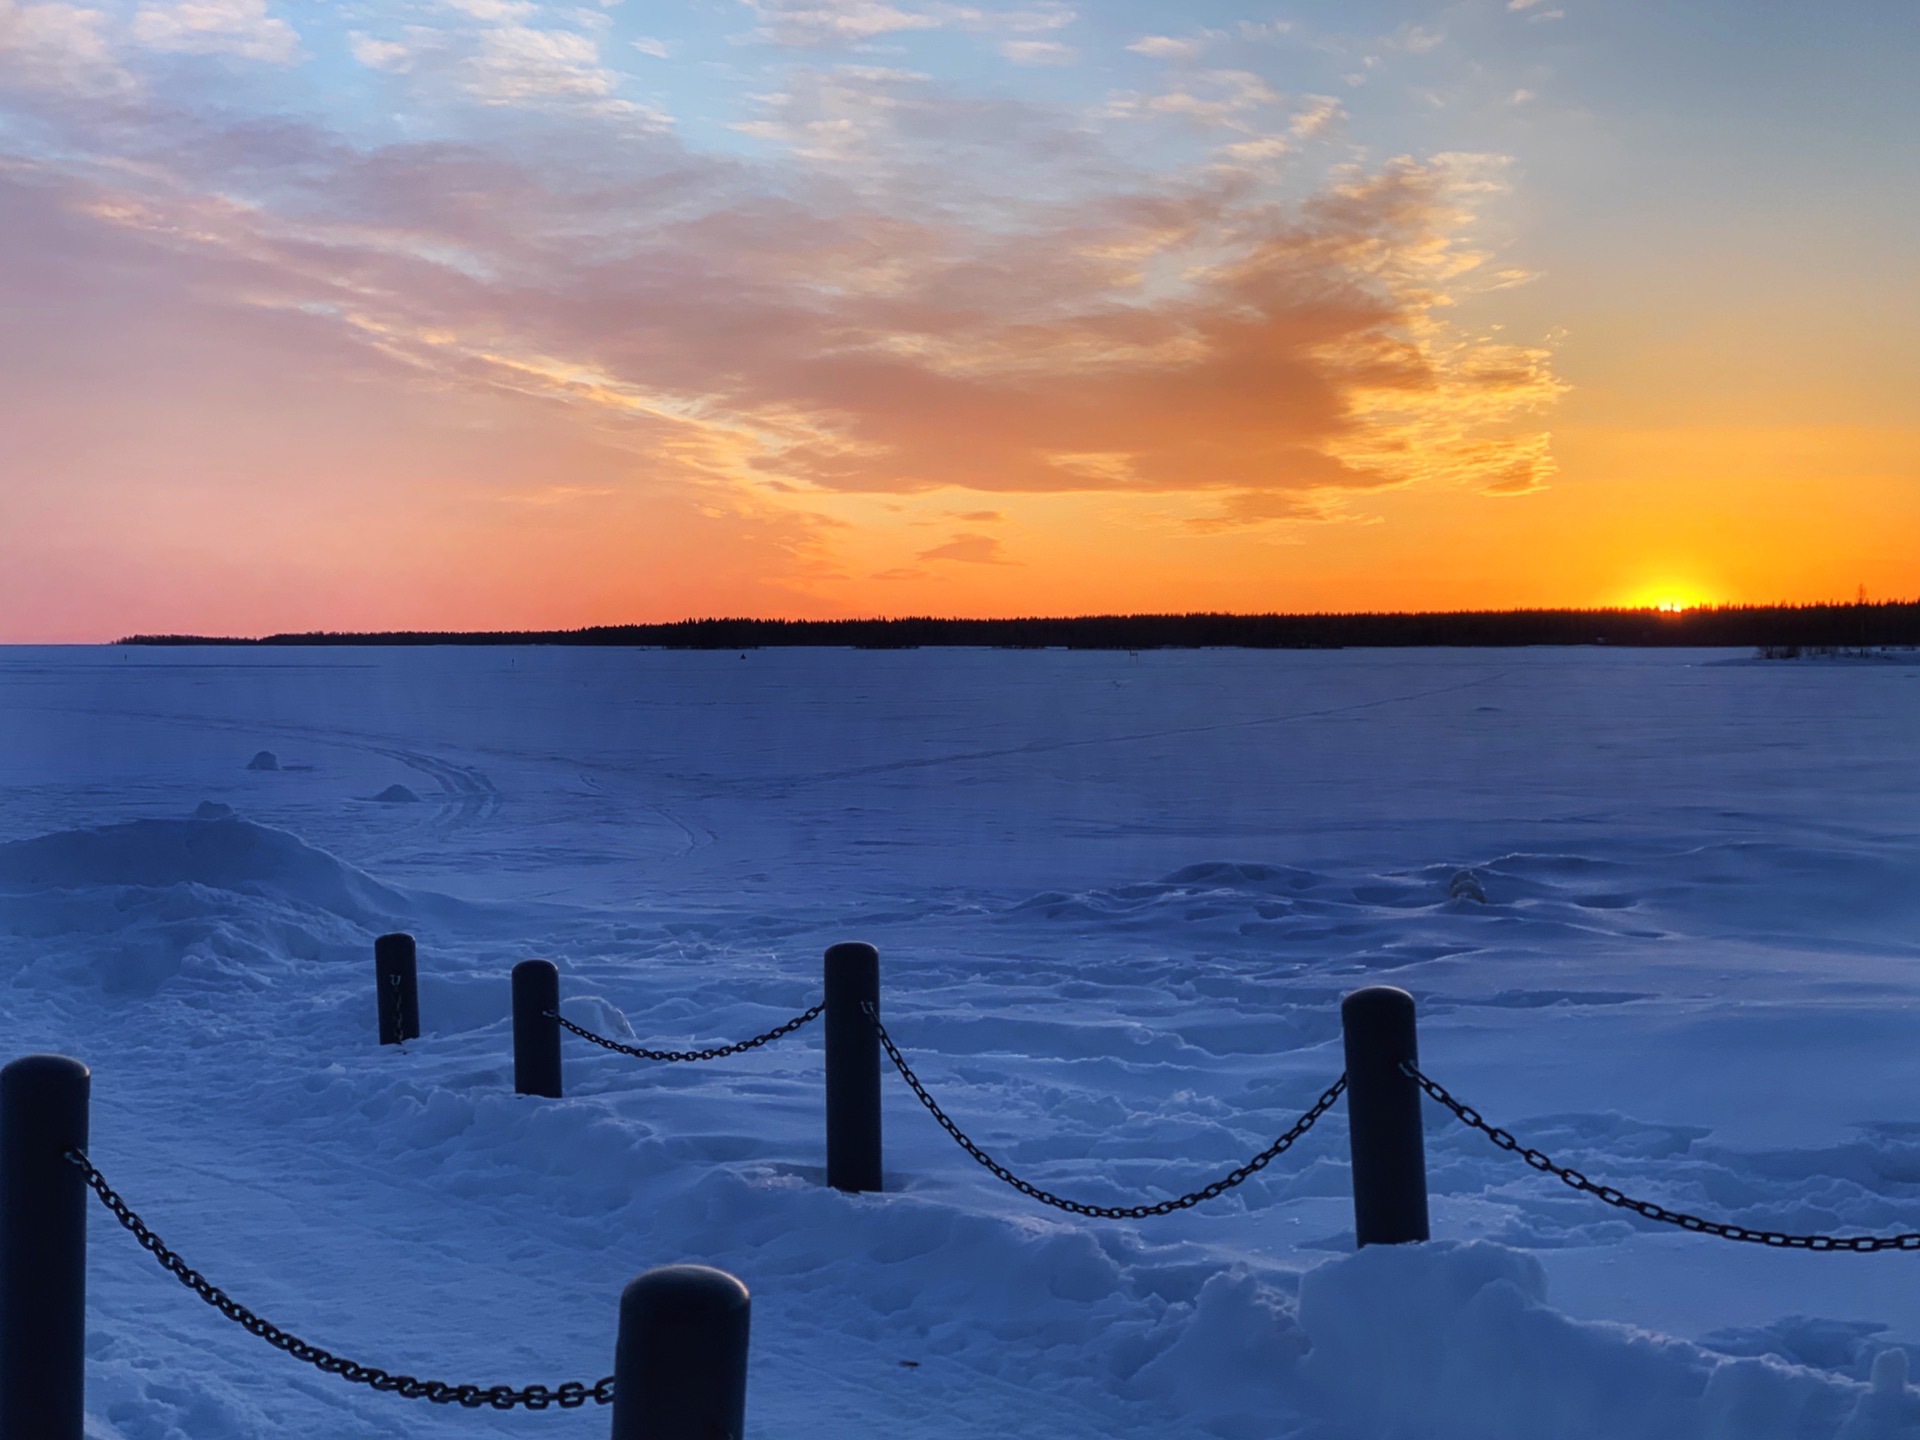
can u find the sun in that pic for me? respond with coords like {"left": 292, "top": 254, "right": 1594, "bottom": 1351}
{"left": 1622, "top": 583, "right": 1712, "bottom": 613}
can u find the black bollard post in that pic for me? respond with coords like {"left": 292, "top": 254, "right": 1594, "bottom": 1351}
{"left": 512, "top": 959, "right": 562, "bottom": 1099}
{"left": 824, "top": 941, "right": 882, "bottom": 1193}
{"left": 610, "top": 1264, "right": 750, "bottom": 1440}
{"left": 1341, "top": 985, "right": 1430, "bottom": 1247}
{"left": 2, "top": 1054, "right": 91, "bottom": 1440}
{"left": 374, "top": 932, "right": 420, "bottom": 1046}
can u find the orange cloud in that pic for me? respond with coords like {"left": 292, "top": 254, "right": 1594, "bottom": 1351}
{"left": 918, "top": 532, "right": 1015, "bottom": 563}
{"left": 0, "top": 31, "right": 1566, "bottom": 635}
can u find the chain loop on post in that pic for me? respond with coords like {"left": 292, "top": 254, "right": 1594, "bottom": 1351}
{"left": 66, "top": 1151, "right": 615, "bottom": 1408}
{"left": 1404, "top": 1062, "right": 1920, "bottom": 1252}
{"left": 551, "top": 1004, "right": 824, "bottom": 1063}
{"left": 864, "top": 1002, "right": 1345, "bottom": 1219}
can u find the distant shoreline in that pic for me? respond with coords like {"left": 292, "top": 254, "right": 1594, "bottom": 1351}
{"left": 118, "top": 602, "right": 1920, "bottom": 651}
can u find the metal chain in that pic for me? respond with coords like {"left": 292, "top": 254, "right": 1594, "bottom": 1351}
{"left": 67, "top": 1150, "right": 615, "bottom": 1408}
{"left": 864, "top": 1002, "right": 1347, "bottom": 1219}
{"left": 552, "top": 1003, "right": 824, "bottom": 1062}
{"left": 1404, "top": 1062, "right": 1920, "bottom": 1252}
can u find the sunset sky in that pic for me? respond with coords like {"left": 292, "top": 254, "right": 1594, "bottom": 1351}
{"left": 2, "top": 0, "right": 1916, "bottom": 639}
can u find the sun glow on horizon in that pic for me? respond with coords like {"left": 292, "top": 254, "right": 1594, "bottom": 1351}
{"left": 1612, "top": 572, "right": 1720, "bottom": 610}
{"left": 1621, "top": 584, "right": 1714, "bottom": 614}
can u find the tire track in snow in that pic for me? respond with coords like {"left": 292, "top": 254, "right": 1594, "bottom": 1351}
{"left": 366, "top": 747, "right": 503, "bottom": 832}
{"left": 648, "top": 804, "right": 715, "bottom": 858}
{"left": 15, "top": 699, "right": 507, "bottom": 833}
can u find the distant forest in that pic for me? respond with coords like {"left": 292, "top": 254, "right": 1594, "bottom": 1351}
{"left": 121, "top": 601, "right": 1920, "bottom": 650}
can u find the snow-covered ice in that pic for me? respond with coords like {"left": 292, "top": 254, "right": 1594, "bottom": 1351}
{"left": 3, "top": 644, "right": 1919, "bottom": 1438}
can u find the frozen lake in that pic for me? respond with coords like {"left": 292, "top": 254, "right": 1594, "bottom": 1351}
{"left": 4, "top": 644, "right": 1920, "bottom": 1438}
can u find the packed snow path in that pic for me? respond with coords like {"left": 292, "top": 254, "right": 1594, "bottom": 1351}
{"left": 3, "top": 645, "right": 1920, "bottom": 1439}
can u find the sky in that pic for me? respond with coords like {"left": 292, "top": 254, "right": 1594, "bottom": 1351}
{"left": 1, "top": 0, "right": 1916, "bottom": 638}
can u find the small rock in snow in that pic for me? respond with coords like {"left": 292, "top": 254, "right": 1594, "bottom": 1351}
{"left": 245, "top": 750, "right": 279, "bottom": 771}
{"left": 371, "top": 784, "right": 422, "bottom": 804}
{"left": 1448, "top": 869, "right": 1489, "bottom": 903}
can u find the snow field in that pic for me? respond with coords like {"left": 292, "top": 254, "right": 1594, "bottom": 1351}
{"left": 3, "top": 645, "right": 1920, "bottom": 1438}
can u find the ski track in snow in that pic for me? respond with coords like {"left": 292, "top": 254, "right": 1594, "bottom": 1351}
{"left": 3, "top": 645, "right": 1920, "bottom": 1438}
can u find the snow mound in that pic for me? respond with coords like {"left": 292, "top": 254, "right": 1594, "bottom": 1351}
{"left": 996, "top": 854, "right": 1664, "bottom": 966}
{"left": 560, "top": 993, "right": 637, "bottom": 1038}
{"left": 0, "top": 815, "right": 411, "bottom": 926}
{"left": 245, "top": 750, "right": 279, "bottom": 771}
{"left": 1447, "top": 868, "right": 1489, "bottom": 903}
{"left": 1297, "top": 1240, "right": 1917, "bottom": 1440}
{"left": 371, "top": 784, "right": 422, "bottom": 804}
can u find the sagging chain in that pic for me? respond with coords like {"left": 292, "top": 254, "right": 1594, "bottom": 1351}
{"left": 67, "top": 1150, "right": 615, "bottom": 1408}
{"left": 552, "top": 1002, "right": 824, "bottom": 1062}
{"left": 1404, "top": 1062, "right": 1920, "bottom": 1252}
{"left": 864, "top": 1002, "right": 1347, "bottom": 1219}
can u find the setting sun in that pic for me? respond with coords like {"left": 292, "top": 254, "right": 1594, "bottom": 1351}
{"left": 1620, "top": 583, "right": 1714, "bottom": 614}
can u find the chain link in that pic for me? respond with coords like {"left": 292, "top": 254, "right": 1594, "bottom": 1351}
{"left": 864, "top": 1002, "right": 1346, "bottom": 1219}
{"left": 551, "top": 1003, "right": 823, "bottom": 1062}
{"left": 68, "top": 1150, "right": 615, "bottom": 1408}
{"left": 1404, "top": 1062, "right": 1920, "bottom": 1252}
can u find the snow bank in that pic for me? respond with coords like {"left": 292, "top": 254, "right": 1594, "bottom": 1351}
{"left": 0, "top": 813, "right": 455, "bottom": 999}
{"left": 1292, "top": 1239, "right": 1920, "bottom": 1440}
{"left": 0, "top": 814, "right": 412, "bottom": 924}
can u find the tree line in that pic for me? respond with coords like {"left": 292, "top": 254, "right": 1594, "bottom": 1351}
{"left": 120, "top": 601, "right": 1920, "bottom": 650}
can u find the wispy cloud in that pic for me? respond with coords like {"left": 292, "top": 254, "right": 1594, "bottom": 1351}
{"left": 919, "top": 532, "right": 1013, "bottom": 563}
{"left": 1000, "top": 38, "right": 1073, "bottom": 65}
{"left": 1126, "top": 32, "right": 1214, "bottom": 62}
{"left": 349, "top": 32, "right": 413, "bottom": 71}
{"left": 740, "top": 0, "right": 944, "bottom": 47}
{"left": 0, "top": 0, "right": 127, "bottom": 91}
{"left": 130, "top": 0, "right": 301, "bottom": 63}
{"left": 0, "top": 0, "right": 1564, "bottom": 631}
{"left": 465, "top": 25, "right": 619, "bottom": 104}
{"left": 1101, "top": 69, "right": 1281, "bottom": 129}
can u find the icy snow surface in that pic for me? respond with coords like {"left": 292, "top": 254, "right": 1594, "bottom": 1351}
{"left": 3, "top": 644, "right": 1920, "bottom": 1439}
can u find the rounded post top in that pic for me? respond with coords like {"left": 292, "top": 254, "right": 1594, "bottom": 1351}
{"left": 1341, "top": 985, "right": 1415, "bottom": 1022}
{"left": 512, "top": 957, "right": 559, "bottom": 978}
{"left": 1341, "top": 985, "right": 1420, "bottom": 1072}
{"left": 1, "top": 1054, "right": 90, "bottom": 1088}
{"left": 824, "top": 942, "right": 880, "bottom": 989}
{"left": 622, "top": 1264, "right": 751, "bottom": 1315}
